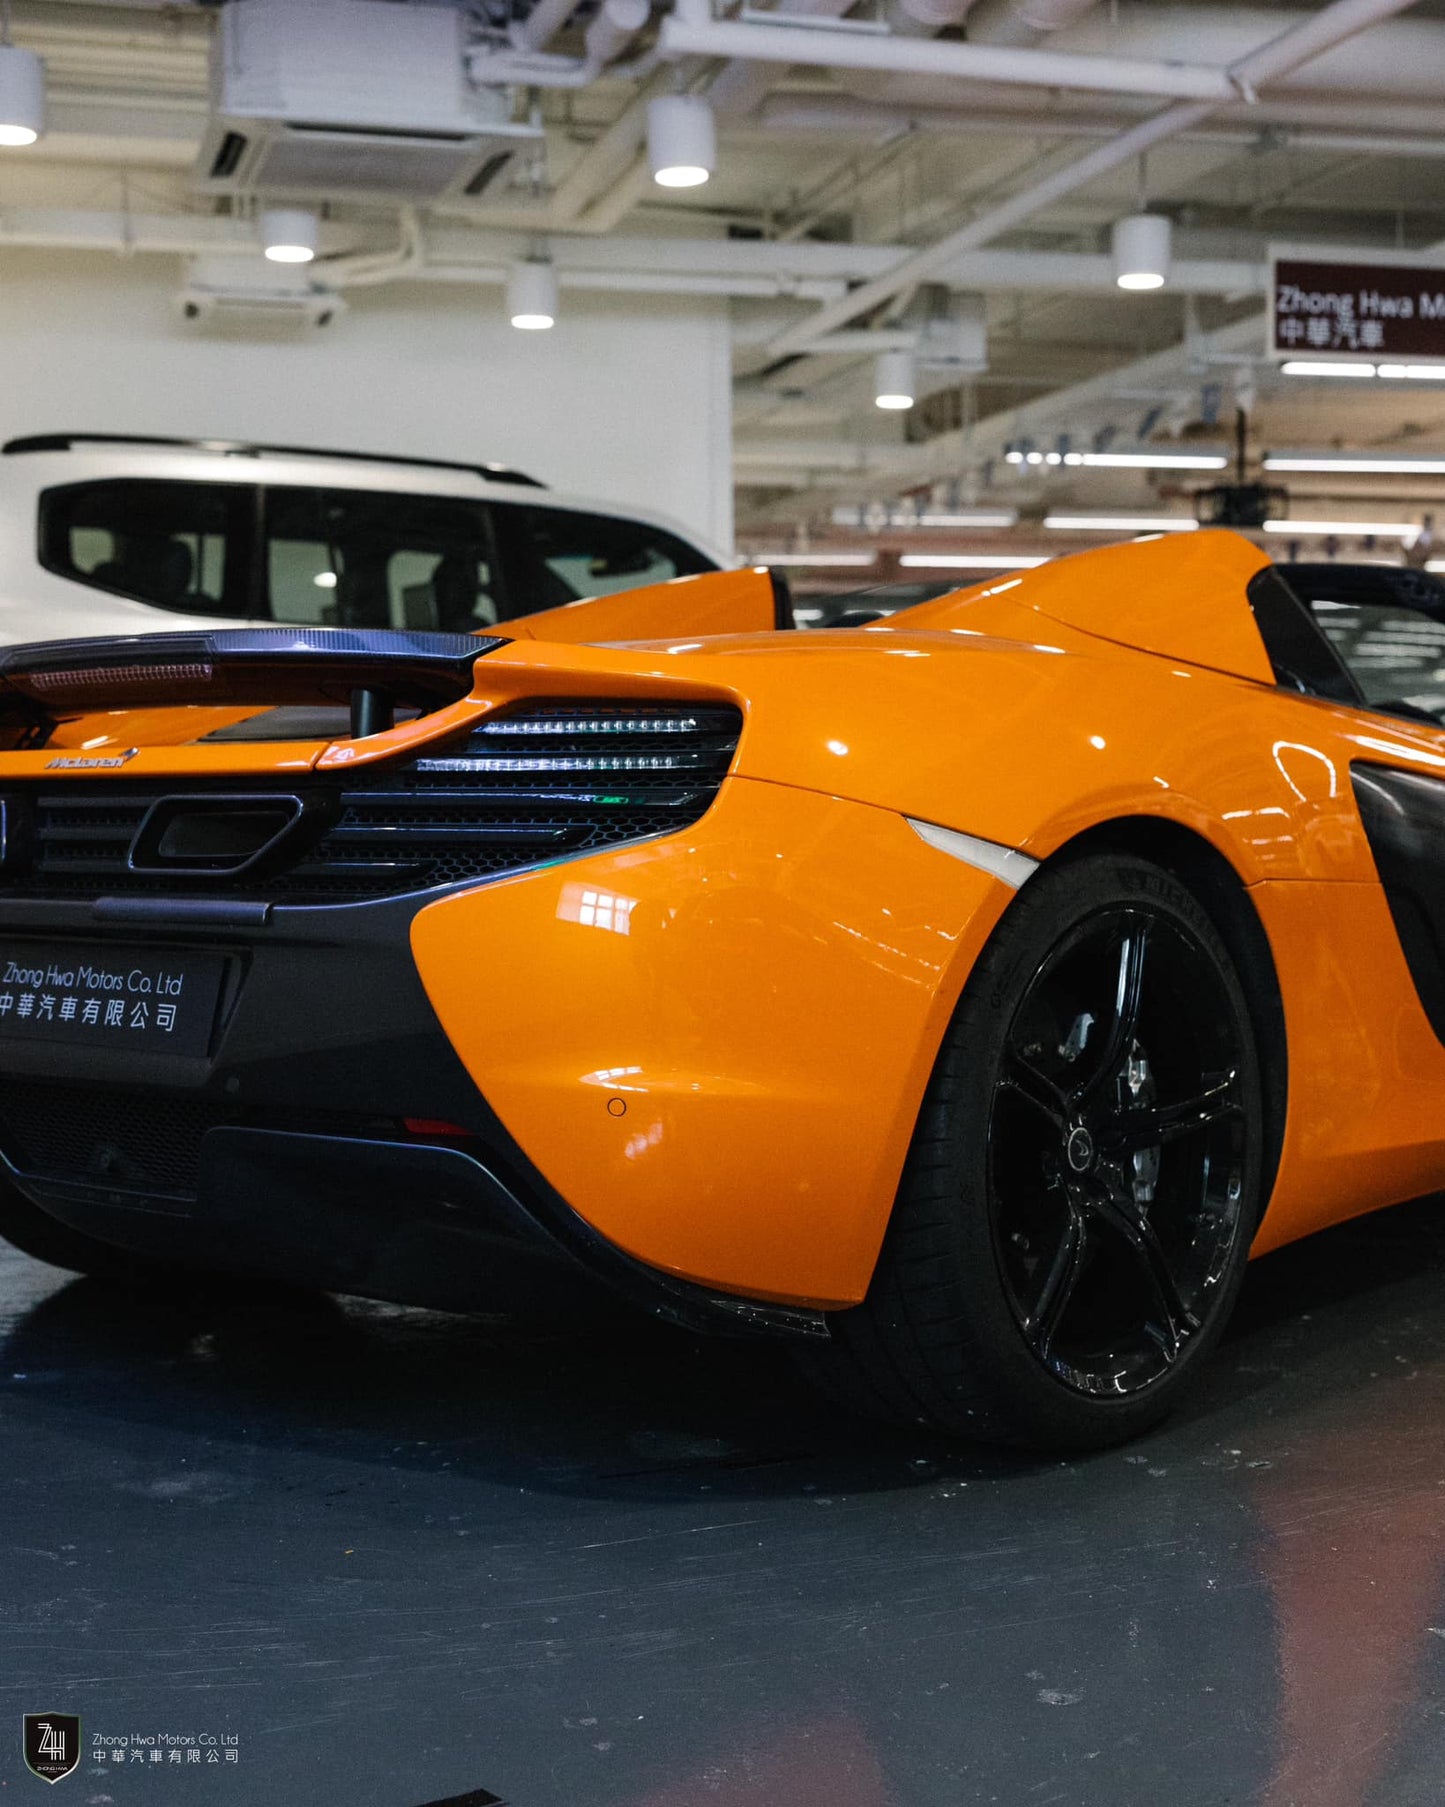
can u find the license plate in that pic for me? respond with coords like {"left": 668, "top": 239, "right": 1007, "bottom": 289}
{"left": 0, "top": 942, "right": 227, "bottom": 1058}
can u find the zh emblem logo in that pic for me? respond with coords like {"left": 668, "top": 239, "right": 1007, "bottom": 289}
{"left": 23, "top": 1713, "right": 80, "bottom": 1785}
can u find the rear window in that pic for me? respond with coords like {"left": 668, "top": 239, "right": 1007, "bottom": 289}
{"left": 38, "top": 479, "right": 248, "bottom": 616}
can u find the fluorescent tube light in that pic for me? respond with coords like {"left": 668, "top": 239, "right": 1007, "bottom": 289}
{"left": 1263, "top": 454, "right": 1445, "bottom": 475}
{"left": 899, "top": 554, "right": 1048, "bottom": 569}
{"left": 1262, "top": 519, "right": 1420, "bottom": 539}
{"left": 1043, "top": 514, "right": 1198, "bottom": 533}
{"left": 748, "top": 551, "right": 877, "bottom": 567}
{"left": 1279, "top": 360, "right": 1377, "bottom": 377}
{"left": 1062, "top": 450, "right": 1229, "bottom": 470}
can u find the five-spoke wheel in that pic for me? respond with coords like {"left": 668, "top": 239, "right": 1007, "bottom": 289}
{"left": 990, "top": 906, "right": 1248, "bottom": 1399}
{"left": 804, "top": 851, "right": 1264, "bottom": 1449}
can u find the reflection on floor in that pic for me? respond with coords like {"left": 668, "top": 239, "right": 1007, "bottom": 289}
{"left": 3, "top": 1194, "right": 1445, "bottom": 1806}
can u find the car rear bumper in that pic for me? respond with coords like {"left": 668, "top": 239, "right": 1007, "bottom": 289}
{"left": 0, "top": 889, "right": 827, "bottom": 1339}
{"left": 0, "top": 778, "right": 1016, "bottom": 1321}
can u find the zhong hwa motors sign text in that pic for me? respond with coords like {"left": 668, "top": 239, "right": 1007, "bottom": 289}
{"left": 1271, "top": 255, "right": 1445, "bottom": 362}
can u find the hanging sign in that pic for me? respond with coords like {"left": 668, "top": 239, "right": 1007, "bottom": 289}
{"left": 1270, "top": 252, "right": 1445, "bottom": 362}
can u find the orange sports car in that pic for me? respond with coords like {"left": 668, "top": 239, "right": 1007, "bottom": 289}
{"left": 0, "top": 528, "right": 1440, "bottom": 1450}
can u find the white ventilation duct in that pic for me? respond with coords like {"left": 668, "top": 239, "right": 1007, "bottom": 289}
{"left": 198, "top": 0, "right": 539, "bottom": 203}
{"left": 886, "top": 0, "right": 978, "bottom": 40}
{"left": 966, "top": 0, "right": 1102, "bottom": 49}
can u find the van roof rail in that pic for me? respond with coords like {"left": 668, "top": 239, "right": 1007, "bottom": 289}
{"left": 0, "top": 434, "right": 545, "bottom": 488}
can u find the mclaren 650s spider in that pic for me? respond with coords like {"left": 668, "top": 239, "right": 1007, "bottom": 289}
{"left": 0, "top": 530, "right": 1442, "bottom": 1448}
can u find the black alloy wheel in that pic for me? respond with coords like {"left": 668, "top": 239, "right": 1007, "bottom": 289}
{"left": 989, "top": 905, "right": 1248, "bottom": 1399}
{"left": 803, "top": 851, "right": 1265, "bottom": 1450}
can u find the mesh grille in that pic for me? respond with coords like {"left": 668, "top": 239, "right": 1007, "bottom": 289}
{"left": 0, "top": 700, "right": 741, "bottom": 906}
{"left": 0, "top": 1079, "right": 234, "bottom": 1196}
{"left": 0, "top": 1081, "right": 402, "bottom": 1200}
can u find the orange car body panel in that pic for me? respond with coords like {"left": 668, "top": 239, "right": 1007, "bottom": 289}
{"left": 411, "top": 778, "right": 1013, "bottom": 1307}
{"left": 503, "top": 566, "right": 779, "bottom": 643}
{"left": 4, "top": 531, "right": 1445, "bottom": 1308}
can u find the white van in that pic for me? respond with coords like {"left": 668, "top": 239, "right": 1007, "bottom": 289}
{"left": 0, "top": 434, "right": 725, "bottom": 643}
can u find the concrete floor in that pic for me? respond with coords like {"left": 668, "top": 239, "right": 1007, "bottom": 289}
{"left": 3, "top": 1200, "right": 1445, "bottom": 1807}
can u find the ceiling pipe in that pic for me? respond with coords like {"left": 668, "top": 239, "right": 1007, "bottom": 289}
{"left": 469, "top": 0, "right": 651, "bottom": 88}
{"left": 541, "top": 63, "right": 681, "bottom": 227}
{"left": 512, "top": 0, "right": 584, "bottom": 55}
{"left": 1020, "top": 5, "right": 1445, "bottom": 100}
{"left": 967, "top": 0, "right": 1104, "bottom": 48}
{"left": 0, "top": 206, "right": 1271, "bottom": 297}
{"left": 761, "top": 0, "right": 1425, "bottom": 363}
{"left": 885, "top": 0, "right": 979, "bottom": 40}
{"left": 551, "top": 0, "right": 863, "bottom": 235}
{"left": 705, "top": 0, "right": 860, "bottom": 117}
{"left": 754, "top": 94, "right": 1445, "bottom": 157}
{"left": 659, "top": 11, "right": 1239, "bottom": 102}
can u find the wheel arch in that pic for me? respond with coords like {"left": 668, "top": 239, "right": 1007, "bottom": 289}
{"left": 1040, "top": 814, "right": 1289, "bottom": 1214}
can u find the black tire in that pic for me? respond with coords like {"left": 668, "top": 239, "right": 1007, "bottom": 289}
{"left": 0, "top": 1177, "right": 168, "bottom": 1283}
{"left": 803, "top": 851, "right": 1265, "bottom": 1451}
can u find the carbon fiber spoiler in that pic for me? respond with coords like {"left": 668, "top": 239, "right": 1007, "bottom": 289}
{"left": 0, "top": 628, "right": 507, "bottom": 742}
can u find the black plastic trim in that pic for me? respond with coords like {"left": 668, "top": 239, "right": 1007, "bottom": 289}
{"left": 0, "top": 625, "right": 502, "bottom": 679}
{"left": 1246, "top": 566, "right": 1360, "bottom": 703}
{"left": 769, "top": 567, "right": 795, "bottom": 630}
{"left": 1352, "top": 761, "right": 1445, "bottom": 1044}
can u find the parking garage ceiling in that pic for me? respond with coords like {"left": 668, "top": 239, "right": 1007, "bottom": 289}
{"left": 3, "top": 0, "right": 1445, "bottom": 571}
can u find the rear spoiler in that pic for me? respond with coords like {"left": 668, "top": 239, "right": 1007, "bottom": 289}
{"left": 0, "top": 627, "right": 505, "bottom": 740}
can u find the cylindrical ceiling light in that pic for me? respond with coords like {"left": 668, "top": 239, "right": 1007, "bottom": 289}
{"left": 874, "top": 348, "right": 916, "bottom": 411}
{"left": 507, "top": 256, "right": 558, "bottom": 331}
{"left": 0, "top": 45, "right": 44, "bottom": 147}
{"left": 647, "top": 93, "right": 716, "bottom": 189}
{"left": 1112, "top": 213, "right": 1171, "bottom": 291}
{"left": 260, "top": 208, "right": 319, "bottom": 265}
